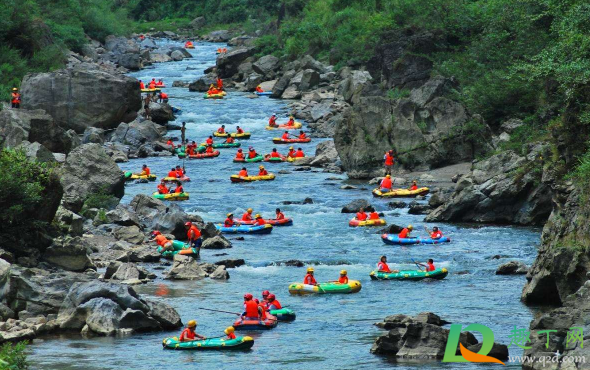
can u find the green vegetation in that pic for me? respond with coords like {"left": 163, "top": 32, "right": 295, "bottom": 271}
{"left": 0, "top": 341, "right": 29, "bottom": 370}
{"left": 80, "top": 189, "right": 120, "bottom": 219}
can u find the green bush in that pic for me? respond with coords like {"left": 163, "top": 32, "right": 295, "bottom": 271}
{"left": 80, "top": 189, "right": 120, "bottom": 219}
{"left": 0, "top": 341, "right": 28, "bottom": 370}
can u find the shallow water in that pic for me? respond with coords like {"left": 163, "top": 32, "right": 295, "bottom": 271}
{"left": 29, "top": 40, "right": 540, "bottom": 369}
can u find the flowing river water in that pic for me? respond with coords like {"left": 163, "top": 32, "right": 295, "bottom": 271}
{"left": 29, "top": 41, "right": 540, "bottom": 369}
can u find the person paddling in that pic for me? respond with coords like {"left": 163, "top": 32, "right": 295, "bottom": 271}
{"left": 286, "top": 116, "right": 295, "bottom": 126}
{"left": 281, "top": 131, "right": 290, "bottom": 140}
{"left": 235, "top": 148, "right": 244, "bottom": 160}
{"left": 355, "top": 208, "right": 368, "bottom": 221}
{"left": 224, "top": 326, "right": 236, "bottom": 340}
{"left": 295, "top": 148, "right": 305, "bottom": 158}
{"left": 398, "top": 224, "right": 413, "bottom": 238}
{"left": 380, "top": 174, "right": 392, "bottom": 192}
{"left": 266, "top": 294, "right": 282, "bottom": 310}
{"left": 134, "top": 164, "right": 150, "bottom": 176}
{"left": 268, "top": 114, "right": 277, "bottom": 127}
{"left": 225, "top": 135, "right": 235, "bottom": 144}
{"left": 254, "top": 214, "right": 266, "bottom": 226}
{"left": 179, "top": 320, "right": 206, "bottom": 342}
{"left": 224, "top": 213, "right": 237, "bottom": 227}
{"left": 418, "top": 259, "right": 436, "bottom": 272}
{"left": 338, "top": 270, "right": 349, "bottom": 284}
{"left": 377, "top": 256, "right": 393, "bottom": 273}
{"left": 157, "top": 181, "right": 169, "bottom": 194}
{"left": 217, "top": 125, "right": 226, "bottom": 134}
{"left": 173, "top": 181, "right": 184, "bottom": 193}
{"left": 409, "top": 180, "right": 418, "bottom": 191}
{"left": 242, "top": 208, "right": 253, "bottom": 221}
{"left": 258, "top": 165, "right": 268, "bottom": 176}
{"left": 298, "top": 131, "right": 307, "bottom": 139}
{"left": 369, "top": 211, "right": 380, "bottom": 220}
{"left": 275, "top": 208, "right": 285, "bottom": 220}
{"left": 242, "top": 294, "right": 261, "bottom": 320}
{"left": 238, "top": 167, "right": 249, "bottom": 177}
{"left": 304, "top": 267, "right": 318, "bottom": 285}
{"left": 424, "top": 226, "right": 444, "bottom": 239}
{"left": 287, "top": 146, "right": 296, "bottom": 158}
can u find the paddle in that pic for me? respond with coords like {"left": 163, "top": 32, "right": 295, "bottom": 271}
{"left": 411, "top": 258, "right": 424, "bottom": 271}
{"left": 195, "top": 307, "right": 240, "bottom": 316}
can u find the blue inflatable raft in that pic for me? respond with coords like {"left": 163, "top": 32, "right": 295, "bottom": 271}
{"left": 215, "top": 224, "right": 273, "bottom": 234}
{"left": 255, "top": 91, "right": 272, "bottom": 96}
{"left": 381, "top": 234, "right": 451, "bottom": 245}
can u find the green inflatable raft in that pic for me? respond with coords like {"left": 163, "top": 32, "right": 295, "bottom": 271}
{"left": 197, "top": 142, "right": 241, "bottom": 152}
{"left": 269, "top": 308, "right": 296, "bottom": 322}
{"left": 162, "top": 336, "right": 254, "bottom": 350}
{"left": 245, "top": 155, "right": 264, "bottom": 163}
{"left": 369, "top": 268, "right": 448, "bottom": 281}
{"left": 157, "top": 240, "right": 198, "bottom": 259}
{"left": 288, "top": 280, "right": 362, "bottom": 295}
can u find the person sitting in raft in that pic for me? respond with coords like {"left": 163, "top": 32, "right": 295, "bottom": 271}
{"left": 286, "top": 116, "right": 295, "bottom": 126}
{"left": 224, "top": 326, "right": 236, "bottom": 340}
{"left": 369, "top": 211, "right": 380, "bottom": 220}
{"left": 175, "top": 165, "right": 184, "bottom": 178}
{"left": 287, "top": 146, "right": 296, "bottom": 158}
{"left": 207, "top": 84, "right": 221, "bottom": 95}
{"left": 134, "top": 164, "right": 150, "bottom": 176}
{"left": 380, "top": 174, "right": 392, "bottom": 192}
{"left": 255, "top": 85, "right": 264, "bottom": 93}
{"left": 269, "top": 113, "right": 277, "bottom": 127}
{"left": 425, "top": 226, "right": 443, "bottom": 239}
{"left": 275, "top": 208, "right": 285, "bottom": 220}
{"left": 236, "top": 126, "right": 244, "bottom": 134}
{"left": 224, "top": 213, "right": 238, "bottom": 227}
{"left": 184, "top": 41, "right": 193, "bottom": 48}
{"left": 206, "top": 136, "right": 214, "bottom": 146}
{"left": 254, "top": 214, "right": 266, "bottom": 226}
{"left": 139, "top": 80, "right": 145, "bottom": 89}
{"left": 338, "top": 270, "right": 349, "bottom": 284}
{"left": 356, "top": 208, "right": 368, "bottom": 221}
{"left": 158, "top": 91, "right": 168, "bottom": 103}
{"left": 281, "top": 131, "right": 290, "bottom": 140}
{"left": 235, "top": 148, "right": 245, "bottom": 160}
{"left": 418, "top": 258, "right": 436, "bottom": 272}
{"left": 398, "top": 224, "right": 413, "bottom": 238}
{"left": 156, "top": 79, "right": 164, "bottom": 86}
{"left": 217, "top": 125, "right": 226, "bottom": 134}
{"left": 377, "top": 255, "right": 397, "bottom": 273}
{"left": 167, "top": 168, "right": 178, "bottom": 178}
{"left": 205, "top": 145, "right": 214, "bottom": 154}
{"left": 166, "top": 139, "right": 175, "bottom": 148}
{"left": 157, "top": 181, "right": 169, "bottom": 194}
{"left": 149, "top": 79, "right": 156, "bottom": 89}
{"left": 242, "top": 294, "right": 261, "bottom": 320}
{"left": 298, "top": 131, "right": 307, "bottom": 139}
{"left": 152, "top": 231, "right": 173, "bottom": 252}
{"left": 304, "top": 267, "right": 318, "bottom": 285}
{"left": 173, "top": 182, "right": 184, "bottom": 193}
{"left": 242, "top": 208, "right": 254, "bottom": 221}
{"left": 179, "top": 320, "right": 206, "bottom": 342}
{"left": 266, "top": 294, "right": 282, "bottom": 310}
{"left": 258, "top": 165, "right": 268, "bottom": 176}
{"left": 238, "top": 167, "right": 249, "bottom": 178}
{"left": 187, "top": 141, "right": 197, "bottom": 155}
{"left": 185, "top": 221, "right": 202, "bottom": 254}
{"left": 295, "top": 148, "right": 305, "bottom": 158}
{"left": 268, "top": 148, "right": 282, "bottom": 158}
{"left": 409, "top": 180, "right": 418, "bottom": 191}
{"left": 247, "top": 147, "right": 258, "bottom": 158}
{"left": 253, "top": 298, "right": 269, "bottom": 320}
{"left": 225, "top": 135, "right": 235, "bottom": 144}
{"left": 261, "top": 290, "right": 270, "bottom": 303}
{"left": 216, "top": 76, "right": 223, "bottom": 90}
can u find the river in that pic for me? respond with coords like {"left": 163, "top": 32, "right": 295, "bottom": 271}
{"left": 28, "top": 40, "right": 540, "bottom": 369}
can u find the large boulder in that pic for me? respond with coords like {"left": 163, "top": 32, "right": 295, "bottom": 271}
{"left": 188, "top": 74, "right": 218, "bottom": 92}
{"left": 117, "top": 53, "right": 142, "bottom": 70}
{"left": 189, "top": 16, "right": 206, "bottom": 29}
{"left": 252, "top": 55, "right": 279, "bottom": 78}
{"left": 112, "top": 120, "right": 163, "bottom": 148}
{"left": 129, "top": 194, "right": 167, "bottom": 220}
{"left": 245, "top": 73, "right": 264, "bottom": 91}
{"left": 113, "top": 226, "right": 144, "bottom": 244}
{"left": 166, "top": 255, "right": 208, "bottom": 280}
{"left": 104, "top": 262, "right": 153, "bottom": 281}
{"left": 148, "top": 102, "right": 175, "bottom": 125}
{"left": 338, "top": 70, "right": 372, "bottom": 103}
{"left": 496, "top": 261, "right": 528, "bottom": 275}
{"left": 310, "top": 140, "right": 339, "bottom": 167}
{"left": 60, "top": 143, "right": 125, "bottom": 213}
{"left": 271, "top": 70, "right": 296, "bottom": 98}
{"left": 151, "top": 205, "right": 188, "bottom": 239}
{"left": 42, "top": 236, "right": 95, "bottom": 272}
{"left": 216, "top": 47, "right": 256, "bottom": 78}
{"left": 170, "top": 50, "right": 185, "bottom": 61}
{"left": 104, "top": 36, "right": 140, "bottom": 55}
{"left": 17, "top": 141, "right": 56, "bottom": 163}
{"left": 20, "top": 64, "right": 141, "bottom": 133}
{"left": 202, "top": 236, "right": 232, "bottom": 249}
{"left": 299, "top": 69, "right": 320, "bottom": 92}
{"left": 341, "top": 199, "right": 374, "bottom": 213}
{"left": 203, "top": 30, "right": 231, "bottom": 42}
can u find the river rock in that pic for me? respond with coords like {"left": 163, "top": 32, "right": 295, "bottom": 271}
{"left": 189, "top": 16, "right": 206, "bottom": 29}
{"left": 129, "top": 194, "right": 167, "bottom": 220}
{"left": 378, "top": 224, "right": 404, "bottom": 234}
{"left": 20, "top": 64, "right": 141, "bottom": 133}
{"left": 188, "top": 74, "right": 218, "bottom": 92}
{"left": 388, "top": 201, "right": 407, "bottom": 209}
{"left": 151, "top": 205, "right": 191, "bottom": 239}
{"left": 202, "top": 236, "right": 232, "bottom": 249}
{"left": 42, "top": 236, "right": 94, "bottom": 272}
{"left": 338, "top": 70, "right": 372, "bottom": 103}
{"left": 150, "top": 52, "right": 172, "bottom": 63}
{"left": 60, "top": 143, "right": 125, "bottom": 213}
{"left": 310, "top": 140, "right": 339, "bottom": 167}
{"left": 408, "top": 201, "right": 430, "bottom": 215}
{"left": 215, "top": 259, "right": 245, "bottom": 268}
{"left": 170, "top": 50, "right": 184, "bottom": 61}
{"left": 272, "top": 70, "right": 296, "bottom": 98}
{"left": 209, "top": 265, "right": 229, "bottom": 280}
{"left": 117, "top": 53, "right": 142, "bottom": 70}
{"left": 144, "top": 299, "right": 182, "bottom": 329}
{"left": 105, "top": 35, "right": 139, "bottom": 55}
{"left": 104, "top": 262, "right": 153, "bottom": 281}
{"left": 341, "top": 199, "right": 374, "bottom": 213}
{"left": 83, "top": 127, "right": 105, "bottom": 144}
{"left": 252, "top": 55, "right": 279, "bottom": 78}
{"left": 148, "top": 102, "right": 175, "bottom": 125}
{"left": 166, "top": 255, "right": 208, "bottom": 280}
{"left": 496, "top": 261, "right": 528, "bottom": 275}
{"left": 116, "top": 245, "right": 161, "bottom": 263}
{"left": 16, "top": 141, "right": 55, "bottom": 163}
{"left": 245, "top": 73, "right": 264, "bottom": 90}
{"left": 105, "top": 205, "right": 141, "bottom": 227}
{"left": 112, "top": 120, "right": 164, "bottom": 148}
{"left": 299, "top": 69, "right": 320, "bottom": 92}
{"left": 113, "top": 226, "right": 144, "bottom": 244}
{"left": 216, "top": 47, "right": 255, "bottom": 78}
{"left": 204, "top": 30, "right": 231, "bottom": 42}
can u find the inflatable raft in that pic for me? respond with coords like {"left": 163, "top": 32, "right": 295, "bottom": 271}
{"left": 163, "top": 176, "right": 191, "bottom": 182}
{"left": 203, "top": 91, "right": 227, "bottom": 99}
{"left": 264, "top": 156, "right": 286, "bottom": 163}
{"left": 370, "top": 268, "right": 449, "bottom": 281}
{"left": 152, "top": 192, "right": 189, "bottom": 201}
{"left": 236, "top": 218, "right": 293, "bottom": 227}
{"left": 230, "top": 174, "right": 275, "bottom": 183}
{"left": 372, "top": 187, "right": 430, "bottom": 198}
{"left": 141, "top": 88, "right": 161, "bottom": 93}
{"left": 265, "top": 122, "right": 303, "bottom": 130}
{"left": 215, "top": 224, "right": 273, "bottom": 234}
{"left": 233, "top": 155, "right": 264, "bottom": 163}
{"left": 272, "top": 137, "right": 311, "bottom": 144}
{"left": 381, "top": 234, "right": 451, "bottom": 245}
{"left": 255, "top": 91, "right": 272, "bottom": 96}
{"left": 158, "top": 240, "right": 198, "bottom": 259}
{"left": 288, "top": 280, "right": 362, "bottom": 295}
{"left": 198, "top": 142, "right": 240, "bottom": 151}
{"left": 188, "top": 151, "right": 220, "bottom": 159}
{"left": 213, "top": 132, "right": 251, "bottom": 139}
{"left": 269, "top": 308, "right": 296, "bottom": 322}
{"left": 233, "top": 316, "right": 277, "bottom": 330}
{"left": 162, "top": 336, "right": 254, "bottom": 350}
{"left": 286, "top": 156, "right": 306, "bottom": 162}
{"left": 349, "top": 218, "right": 387, "bottom": 227}
{"left": 124, "top": 172, "right": 156, "bottom": 181}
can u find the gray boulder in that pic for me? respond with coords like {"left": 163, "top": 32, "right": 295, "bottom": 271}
{"left": 299, "top": 69, "right": 320, "bottom": 92}
{"left": 104, "top": 36, "right": 139, "bottom": 55}
{"left": 189, "top": 16, "right": 206, "bottom": 29}
{"left": 113, "top": 226, "right": 144, "bottom": 244}
{"left": 204, "top": 30, "right": 231, "bottom": 42}
{"left": 104, "top": 262, "right": 153, "bottom": 281}
{"left": 202, "top": 236, "right": 232, "bottom": 249}
{"left": 105, "top": 205, "right": 141, "bottom": 227}
{"left": 139, "top": 38, "right": 157, "bottom": 49}
{"left": 144, "top": 299, "right": 182, "bottom": 329}
{"left": 149, "top": 102, "right": 175, "bottom": 125}
{"left": 216, "top": 47, "right": 255, "bottom": 78}
{"left": 53, "top": 206, "right": 84, "bottom": 236}
{"left": 310, "top": 140, "right": 339, "bottom": 167}
{"left": 341, "top": 199, "right": 374, "bottom": 213}
{"left": 271, "top": 70, "right": 296, "bottom": 98}
{"left": 60, "top": 143, "right": 125, "bottom": 213}
{"left": 166, "top": 255, "right": 208, "bottom": 280}
{"left": 188, "top": 74, "right": 218, "bottom": 92}
{"left": 43, "top": 236, "right": 95, "bottom": 272}
{"left": 170, "top": 50, "right": 184, "bottom": 61}
{"left": 338, "top": 70, "right": 372, "bottom": 103}
{"left": 17, "top": 141, "right": 56, "bottom": 163}
{"left": 129, "top": 194, "right": 167, "bottom": 220}
{"left": 209, "top": 265, "right": 229, "bottom": 280}
{"left": 245, "top": 73, "right": 264, "bottom": 90}
{"left": 496, "top": 261, "right": 528, "bottom": 275}
{"left": 83, "top": 127, "right": 106, "bottom": 144}
{"left": 21, "top": 64, "right": 141, "bottom": 133}
{"left": 118, "top": 53, "right": 142, "bottom": 70}
{"left": 252, "top": 55, "right": 279, "bottom": 77}
{"left": 112, "top": 120, "right": 164, "bottom": 148}
{"left": 281, "top": 85, "right": 301, "bottom": 100}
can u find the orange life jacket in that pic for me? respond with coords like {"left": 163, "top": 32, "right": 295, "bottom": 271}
{"left": 244, "top": 300, "right": 259, "bottom": 318}
{"left": 238, "top": 170, "right": 248, "bottom": 177}
{"left": 356, "top": 212, "right": 368, "bottom": 221}
{"left": 295, "top": 150, "right": 305, "bottom": 158}
{"left": 338, "top": 276, "right": 349, "bottom": 284}
{"left": 385, "top": 153, "right": 394, "bottom": 166}
{"left": 187, "top": 225, "right": 201, "bottom": 240}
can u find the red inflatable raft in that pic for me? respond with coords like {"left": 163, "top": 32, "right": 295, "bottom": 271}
{"left": 233, "top": 316, "right": 278, "bottom": 330}
{"left": 188, "top": 151, "right": 220, "bottom": 159}
{"left": 236, "top": 218, "right": 293, "bottom": 226}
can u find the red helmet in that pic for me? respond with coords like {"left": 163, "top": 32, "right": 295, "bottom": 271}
{"left": 267, "top": 294, "right": 275, "bottom": 301}
{"left": 151, "top": 231, "right": 161, "bottom": 236}
{"left": 253, "top": 298, "right": 259, "bottom": 304}
{"left": 184, "top": 222, "right": 192, "bottom": 227}
{"left": 262, "top": 290, "right": 270, "bottom": 297}
{"left": 244, "top": 293, "right": 253, "bottom": 300}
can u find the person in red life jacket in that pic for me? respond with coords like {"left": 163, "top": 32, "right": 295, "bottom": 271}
{"left": 254, "top": 214, "right": 266, "bottom": 226}
{"left": 242, "top": 208, "right": 253, "bottom": 221}
{"left": 242, "top": 294, "right": 261, "bottom": 320}
{"left": 152, "top": 231, "right": 173, "bottom": 252}
{"left": 356, "top": 208, "right": 368, "bottom": 221}
{"left": 157, "top": 181, "right": 169, "bottom": 194}
{"left": 369, "top": 211, "right": 380, "bottom": 220}
{"left": 184, "top": 41, "right": 193, "bottom": 48}
{"left": 338, "top": 270, "right": 349, "bottom": 284}
{"left": 295, "top": 148, "right": 305, "bottom": 158}
{"left": 261, "top": 290, "right": 270, "bottom": 304}
{"left": 298, "top": 131, "right": 307, "bottom": 139}
{"left": 139, "top": 34, "right": 145, "bottom": 40}
{"left": 149, "top": 79, "right": 156, "bottom": 89}
{"left": 206, "top": 136, "right": 214, "bottom": 146}
{"left": 380, "top": 174, "right": 392, "bottom": 192}
{"left": 269, "top": 148, "right": 281, "bottom": 158}
{"left": 166, "top": 139, "right": 175, "bottom": 148}
{"left": 236, "top": 126, "right": 244, "bottom": 134}
{"left": 238, "top": 167, "right": 249, "bottom": 178}
{"left": 139, "top": 80, "right": 145, "bottom": 89}
{"left": 224, "top": 213, "right": 237, "bottom": 227}
{"left": 304, "top": 267, "right": 317, "bottom": 285}
{"left": 156, "top": 79, "right": 164, "bottom": 86}
{"left": 281, "top": 131, "right": 290, "bottom": 140}
{"left": 158, "top": 91, "right": 168, "bottom": 103}
{"left": 255, "top": 85, "right": 264, "bottom": 93}
{"left": 224, "top": 326, "right": 236, "bottom": 340}
{"left": 167, "top": 168, "right": 177, "bottom": 178}
{"left": 286, "top": 116, "right": 295, "bottom": 126}
{"left": 275, "top": 208, "right": 285, "bottom": 220}
{"left": 258, "top": 165, "right": 268, "bottom": 176}
{"left": 266, "top": 294, "right": 282, "bottom": 310}
{"left": 179, "top": 320, "right": 206, "bottom": 342}
{"left": 235, "top": 148, "right": 245, "bottom": 160}
{"left": 217, "top": 125, "right": 226, "bottom": 134}
{"left": 425, "top": 226, "right": 443, "bottom": 239}
{"left": 384, "top": 149, "right": 395, "bottom": 176}
{"left": 175, "top": 166, "right": 184, "bottom": 178}
{"left": 10, "top": 88, "right": 21, "bottom": 109}
{"left": 174, "top": 182, "right": 184, "bottom": 193}
{"left": 185, "top": 222, "right": 202, "bottom": 254}
{"left": 216, "top": 76, "right": 223, "bottom": 90}
{"left": 207, "top": 84, "right": 220, "bottom": 95}
{"left": 268, "top": 113, "right": 277, "bottom": 127}
{"left": 409, "top": 180, "right": 418, "bottom": 191}
{"left": 134, "top": 164, "right": 150, "bottom": 176}
{"left": 418, "top": 258, "right": 436, "bottom": 272}
{"left": 287, "top": 146, "right": 296, "bottom": 158}
{"left": 186, "top": 144, "right": 195, "bottom": 156}
{"left": 225, "top": 135, "right": 235, "bottom": 144}
{"left": 253, "top": 298, "right": 268, "bottom": 319}
{"left": 398, "top": 224, "right": 413, "bottom": 238}
{"left": 248, "top": 147, "right": 258, "bottom": 158}
{"left": 205, "top": 144, "right": 214, "bottom": 154}
{"left": 377, "top": 255, "right": 394, "bottom": 273}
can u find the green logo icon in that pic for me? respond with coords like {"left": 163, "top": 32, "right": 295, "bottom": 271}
{"left": 443, "top": 323, "right": 505, "bottom": 365}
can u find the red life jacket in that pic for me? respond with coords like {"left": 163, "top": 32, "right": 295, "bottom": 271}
{"left": 268, "top": 300, "right": 282, "bottom": 310}
{"left": 248, "top": 151, "right": 257, "bottom": 159}
{"left": 244, "top": 300, "right": 259, "bottom": 317}
{"left": 238, "top": 170, "right": 248, "bottom": 177}
{"left": 377, "top": 261, "right": 391, "bottom": 272}
{"left": 143, "top": 167, "right": 150, "bottom": 175}
{"left": 235, "top": 152, "right": 244, "bottom": 159}
{"left": 270, "top": 152, "right": 280, "bottom": 158}
{"left": 431, "top": 231, "right": 443, "bottom": 239}
{"left": 167, "top": 171, "right": 177, "bottom": 178}
{"left": 174, "top": 186, "right": 183, "bottom": 193}
{"left": 259, "top": 170, "right": 268, "bottom": 176}
{"left": 338, "top": 276, "right": 349, "bottom": 284}
{"left": 304, "top": 274, "right": 317, "bottom": 285}
{"left": 224, "top": 218, "right": 234, "bottom": 227}
{"left": 356, "top": 212, "right": 368, "bottom": 221}
{"left": 187, "top": 225, "right": 201, "bottom": 240}
{"left": 385, "top": 153, "right": 394, "bottom": 166}
{"left": 179, "top": 328, "right": 196, "bottom": 341}
{"left": 139, "top": 82, "right": 145, "bottom": 89}
{"left": 269, "top": 116, "right": 277, "bottom": 126}
{"left": 369, "top": 212, "right": 380, "bottom": 220}
{"left": 281, "top": 133, "right": 290, "bottom": 140}
{"left": 426, "top": 262, "right": 435, "bottom": 272}
{"left": 295, "top": 150, "right": 305, "bottom": 158}
{"left": 242, "top": 212, "right": 252, "bottom": 221}
{"left": 160, "top": 92, "right": 168, "bottom": 99}
{"left": 381, "top": 177, "right": 392, "bottom": 189}
{"left": 276, "top": 212, "right": 285, "bottom": 220}
{"left": 398, "top": 228, "right": 410, "bottom": 238}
